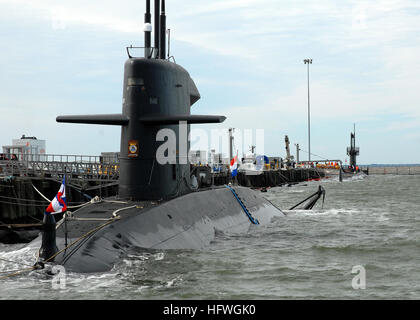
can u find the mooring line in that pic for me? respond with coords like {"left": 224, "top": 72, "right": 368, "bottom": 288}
{"left": 261, "top": 197, "right": 287, "bottom": 216}
{"left": 31, "top": 183, "right": 100, "bottom": 209}
{"left": 31, "top": 184, "right": 51, "bottom": 203}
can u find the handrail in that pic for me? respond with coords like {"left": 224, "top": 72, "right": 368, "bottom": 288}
{"left": 0, "top": 154, "right": 120, "bottom": 181}
{"left": 0, "top": 153, "right": 119, "bottom": 163}
{"left": 126, "top": 46, "right": 158, "bottom": 59}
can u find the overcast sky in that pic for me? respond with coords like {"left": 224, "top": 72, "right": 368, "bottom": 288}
{"left": 0, "top": 0, "right": 419, "bottom": 164}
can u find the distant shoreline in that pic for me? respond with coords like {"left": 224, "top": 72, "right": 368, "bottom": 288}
{"left": 361, "top": 164, "right": 420, "bottom": 167}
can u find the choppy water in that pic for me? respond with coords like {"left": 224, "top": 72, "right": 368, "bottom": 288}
{"left": 1, "top": 175, "right": 419, "bottom": 300}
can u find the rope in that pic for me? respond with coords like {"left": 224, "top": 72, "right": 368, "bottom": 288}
{"left": 112, "top": 205, "right": 138, "bottom": 217}
{"left": 0, "top": 195, "right": 94, "bottom": 207}
{"left": 147, "top": 159, "right": 155, "bottom": 185}
{"left": 0, "top": 266, "right": 37, "bottom": 279}
{"left": 31, "top": 184, "right": 51, "bottom": 202}
{"left": 45, "top": 219, "right": 117, "bottom": 264}
{"left": 53, "top": 197, "right": 128, "bottom": 230}
{"left": 67, "top": 217, "right": 117, "bottom": 221}
{"left": 32, "top": 183, "right": 104, "bottom": 209}
{"left": 0, "top": 200, "right": 49, "bottom": 207}
{"left": 67, "top": 201, "right": 93, "bottom": 209}
{"left": 0, "top": 195, "right": 49, "bottom": 203}
{"left": 261, "top": 197, "right": 287, "bottom": 216}
{"left": 0, "top": 268, "right": 26, "bottom": 275}
{"left": 103, "top": 199, "right": 129, "bottom": 204}
{"left": 298, "top": 148, "right": 330, "bottom": 161}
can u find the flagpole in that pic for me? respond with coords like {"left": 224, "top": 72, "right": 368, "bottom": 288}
{"left": 234, "top": 150, "right": 238, "bottom": 185}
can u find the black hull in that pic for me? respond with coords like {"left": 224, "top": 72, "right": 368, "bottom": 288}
{"left": 340, "top": 170, "right": 367, "bottom": 181}
{"left": 28, "top": 186, "right": 284, "bottom": 273}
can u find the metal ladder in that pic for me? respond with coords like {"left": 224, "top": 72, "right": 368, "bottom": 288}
{"left": 225, "top": 185, "right": 259, "bottom": 225}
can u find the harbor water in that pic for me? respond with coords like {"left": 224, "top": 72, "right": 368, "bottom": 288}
{"left": 0, "top": 174, "right": 419, "bottom": 299}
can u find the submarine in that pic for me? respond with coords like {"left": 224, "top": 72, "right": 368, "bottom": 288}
{"left": 29, "top": 0, "right": 285, "bottom": 273}
{"left": 339, "top": 124, "right": 366, "bottom": 180}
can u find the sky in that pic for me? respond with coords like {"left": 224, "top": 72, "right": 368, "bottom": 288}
{"left": 0, "top": 0, "right": 419, "bottom": 164}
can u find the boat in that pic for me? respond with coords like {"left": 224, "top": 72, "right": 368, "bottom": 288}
{"left": 239, "top": 150, "right": 263, "bottom": 176}
{"left": 26, "top": 0, "right": 285, "bottom": 273}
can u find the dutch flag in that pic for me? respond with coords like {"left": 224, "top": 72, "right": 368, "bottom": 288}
{"left": 45, "top": 176, "right": 67, "bottom": 215}
{"left": 230, "top": 155, "right": 238, "bottom": 177}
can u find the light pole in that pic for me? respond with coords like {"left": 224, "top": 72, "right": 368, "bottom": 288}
{"left": 304, "top": 58, "right": 312, "bottom": 162}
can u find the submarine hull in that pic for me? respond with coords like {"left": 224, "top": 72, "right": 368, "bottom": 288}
{"left": 339, "top": 169, "right": 367, "bottom": 181}
{"left": 30, "top": 186, "right": 284, "bottom": 273}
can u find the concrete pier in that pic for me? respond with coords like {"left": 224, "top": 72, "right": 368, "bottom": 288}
{"left": 198, "top": 167, "right": 325, "bottom": 188}
{"left": 236, "top": 168, "right": 324, "bottom": 188}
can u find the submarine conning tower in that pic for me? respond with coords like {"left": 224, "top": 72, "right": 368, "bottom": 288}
{"left": 346, "top": 124, "right": 359, "bottom": 168}
{"left": 56, "top": 0, "right": 225, "bottom": 201}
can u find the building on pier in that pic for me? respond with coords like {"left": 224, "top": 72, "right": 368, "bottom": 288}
{"left": 2, "top": 135, "right": 46, "bottom": 161}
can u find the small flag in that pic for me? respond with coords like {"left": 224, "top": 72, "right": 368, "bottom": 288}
{"left": 45, "top": 176, "right": 67, "bottom": 215}
{"left": 230, "top": 155, "right": 238, "bottom": 177}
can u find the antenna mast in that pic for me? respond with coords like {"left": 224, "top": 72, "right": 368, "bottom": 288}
{"left": 144, "top": 0, "right": 152, "bottom": 58}
{"left": 159, "top": 0, "right": 166, "bottom": 59}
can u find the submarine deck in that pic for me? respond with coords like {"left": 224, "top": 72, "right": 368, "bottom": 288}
{"left": 55, "top": 197, "right": 162, "bottom": 240}
{"left": 55, "top": 184, "right": 277, "bottom": 241}
{"left": 45, "top": 185, "right": 284, "bottom": 272}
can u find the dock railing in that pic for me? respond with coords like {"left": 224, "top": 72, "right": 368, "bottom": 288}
{"left": 0, "top": 154, "right": 119, "bottom": 181}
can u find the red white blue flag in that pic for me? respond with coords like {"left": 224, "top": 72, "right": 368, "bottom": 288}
{"left": 45, "top": 176, "right": 67, "bottom": 215}
{"left": 230, "top": 155, "right": 238, "bottom": 177}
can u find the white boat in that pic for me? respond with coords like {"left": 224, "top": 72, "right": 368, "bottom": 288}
{"left": 239, "top": 153, "right": 264, "bottom": 176}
